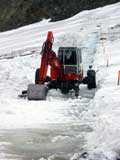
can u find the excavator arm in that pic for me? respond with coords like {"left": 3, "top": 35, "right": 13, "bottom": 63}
{"left": 39, "top": 31, "right": 62, "bottom": 84}
{"left": 19, "top": 31, "right": 62, "bottom": 100}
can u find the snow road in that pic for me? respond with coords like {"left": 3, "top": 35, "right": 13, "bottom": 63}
{"left": 0, "top": 2, "right": 120, "bottom": 160}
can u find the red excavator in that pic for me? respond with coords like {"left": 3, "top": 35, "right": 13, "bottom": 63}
{"left": 20, "top": 31, "right": 94, "bottom": 100}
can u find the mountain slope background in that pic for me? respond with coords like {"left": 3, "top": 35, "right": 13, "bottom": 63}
{"left": 0, "top": 0, "right": 120, "bottom": 32}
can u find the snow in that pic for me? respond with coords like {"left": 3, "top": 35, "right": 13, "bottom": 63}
{"left": 0, "top": 2, "right": 120, "bottom": 160}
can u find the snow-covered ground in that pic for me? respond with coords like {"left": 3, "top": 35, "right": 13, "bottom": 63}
{"left": 0, "top": 2, "right": 120, "bottom": 160}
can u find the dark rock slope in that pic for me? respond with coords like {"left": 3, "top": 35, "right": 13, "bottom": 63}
{"left": 0, "top": 0, "right": 120, "bottom": 32}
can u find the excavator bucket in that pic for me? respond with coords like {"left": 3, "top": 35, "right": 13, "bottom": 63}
{"left": 27, "top": 84, "right": 47, "bottom": 100}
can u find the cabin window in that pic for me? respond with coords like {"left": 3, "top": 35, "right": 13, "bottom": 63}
{"left": 64, "top": 50, "right": 77, "bottom": 65}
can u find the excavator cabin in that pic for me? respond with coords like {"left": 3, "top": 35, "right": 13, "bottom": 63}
{"left": 45, "top": 47, "right": 83, "bottom": 97}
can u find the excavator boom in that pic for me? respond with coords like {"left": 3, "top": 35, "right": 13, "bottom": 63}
{"left": 39, "top": 31, "right": 53, "bottom": 84}
{"left": 39, "top": 31, "right": 62, "bottom": 84}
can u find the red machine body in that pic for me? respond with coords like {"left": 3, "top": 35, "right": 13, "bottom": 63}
{"left": 34, "top": 31, "right": 83, "bottom": 97}
{"left": 39, "top": 31, "right": 83, "bottom": 84}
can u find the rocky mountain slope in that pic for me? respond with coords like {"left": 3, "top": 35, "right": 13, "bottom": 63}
{"left": 0, "top": 0, "right": 120, "bottom": 32}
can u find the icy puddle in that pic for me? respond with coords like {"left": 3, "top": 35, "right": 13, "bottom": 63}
{"left": 0, "top": 87, "right": 96, "bottom": 160}
{"left": 0, "top": 124, "right": 93, "bottom": 160}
